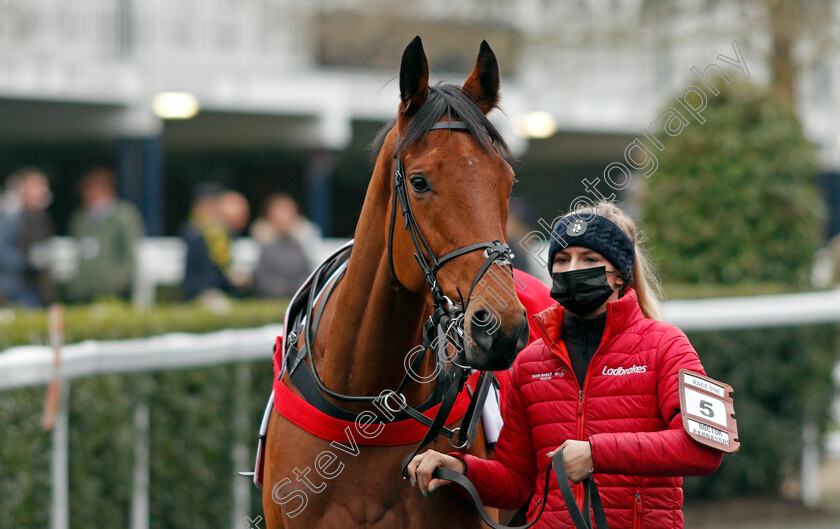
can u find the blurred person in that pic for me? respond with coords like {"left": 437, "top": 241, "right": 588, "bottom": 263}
{"left": 818, "top": 232, "right": 840, "bottom": 287}
{"left": 67, "top": 167, "right": 144, "bottom": 302}
{"left": 0, "top": 167, "right": 56, "bottom": 307}
{"left": 249, "top": 192, "right": 294, "bottom": 245}
{"left": 180, "top": 182, "right": 237, "bottom": 301}
{"left": 218, "top": 190, "right": 253, "bottom": 290}
{"left": 219, "top": 190, "right": 251, "bottom": 236}
{"left": 293, "top": 208, "right": 323, "bottom": 264}
{"left": 408, "top": 201, "right": 724, "bottom": 529}
{"left": 252, "top": 193, "right": 311, "bottom": 299}
{"left": 250, "top": 191, "right": 322, "bottom": 262}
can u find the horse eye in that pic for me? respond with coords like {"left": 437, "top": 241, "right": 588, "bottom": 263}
{"left": 410, "top": 176, "right": 430, "bottom": 193}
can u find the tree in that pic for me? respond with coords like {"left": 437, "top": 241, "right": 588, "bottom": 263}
{"left": 640, "top": 80, "right": 834, "bottom": 499}
{"left": 764, "top": 0, "right": 837, "bottom": 106}
{"left": 641, "top": 80, "right": 822, "bottom": 286}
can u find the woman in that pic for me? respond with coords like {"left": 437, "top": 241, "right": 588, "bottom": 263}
{"left": 408, "top": 202, "right": 723, "bottom": 528}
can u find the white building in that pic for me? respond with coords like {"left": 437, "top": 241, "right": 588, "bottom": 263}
{"left": 0, "top": 0, "right": 838, "bottom": 235}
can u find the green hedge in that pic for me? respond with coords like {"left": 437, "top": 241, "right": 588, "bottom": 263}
{"left": 0, "top": 300, "right": 287, "bottom": 529}
{"left": 640, "top": 78, "right": 834, "bottom": 499}
{"left": 640, "top": 80, "right": 822, "bottom": 287}
{"left": 661, "top": 285, "right": 838, "bottom": 499}
{"left": 0, "top": 299, "right": 288, "bottom": 350}
{"left": 1, "top": 366, "right": 274, "bottom": 529}
{"left": 682, "top": 323, "right": 836, "bottom": 498}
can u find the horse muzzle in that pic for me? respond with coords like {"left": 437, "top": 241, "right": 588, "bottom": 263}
{"left": 464, "top": 305, "right": 529, "bottom": 370}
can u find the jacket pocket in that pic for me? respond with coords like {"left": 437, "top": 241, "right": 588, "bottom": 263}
{"left": 632, "top": 491, "right": 642, "bottom": 529}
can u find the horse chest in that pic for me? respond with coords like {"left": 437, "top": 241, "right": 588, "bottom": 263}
{"left": 313, "top": 486, "right": 480, "bottom": 529}
{"left": 264, "top": 420, "right": 481, "bottom": 528}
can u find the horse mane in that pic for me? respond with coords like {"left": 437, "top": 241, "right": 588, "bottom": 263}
{"left": 367, "top": 83, "right": 512, "bottom": 168}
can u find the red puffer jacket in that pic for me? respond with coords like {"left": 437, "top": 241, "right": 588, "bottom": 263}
{"left": 450, "top": 288, "right": 723, "bottom": 529}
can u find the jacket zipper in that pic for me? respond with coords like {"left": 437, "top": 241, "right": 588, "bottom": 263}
{"left": 574, "top": 388, "right": 585, "bottom": 509}
{"left": 632, "top": 491, "right": 642, "bottom": 529}
{"left": 533, "top": 307, "right": 613, "bottom": 512}
{"left": 575, "top": 310, "right": 610, "bottom": 511}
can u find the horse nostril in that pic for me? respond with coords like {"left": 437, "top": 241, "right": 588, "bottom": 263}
{"left": 470, "top": 307, "right": 529, "bottom": 356}
{"left": 470, "top": 309, "right": 494, "bottom": 351}
{"left": 473, "top": 309, "right": 491, "bottom": 325}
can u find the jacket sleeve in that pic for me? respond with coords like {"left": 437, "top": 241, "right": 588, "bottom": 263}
{"left": 588, "top": 326, "right": 724, "bottom": 477}
{"left": 447, "top": 357, "right": 538, "bottom": 510}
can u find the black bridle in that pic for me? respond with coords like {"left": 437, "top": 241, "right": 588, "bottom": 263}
{"left": 388, "top": 120, "right": 514, "bottom": 374}
{"left": 388, "top": 121, "right": 608, "bottom": 529}
{"left": 278, "top": 120, "right": 608, "bottom": 529}
{"left": 283, "top": 119, "right": 513, "bottom": 445}
{"left": 385, "top": 119, "right": 516, "bottom": 472}
{"left": 388, "top": 120, "right": 514, "bottom": 326}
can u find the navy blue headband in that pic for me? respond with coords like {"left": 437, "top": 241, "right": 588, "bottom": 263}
{"left": 547, "top": 213, "right": 636, "bottom": 281}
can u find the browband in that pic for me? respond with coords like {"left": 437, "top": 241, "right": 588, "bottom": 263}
{"left": 429, "top": 121, "right": 469, "bottom": 130}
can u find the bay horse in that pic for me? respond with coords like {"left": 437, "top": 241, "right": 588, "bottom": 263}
{"left": 263, "top": 37, "right": 529, "bottom": 529}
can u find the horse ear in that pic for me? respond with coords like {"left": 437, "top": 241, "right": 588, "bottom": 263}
{"left": 462, "top": 40, "right": 500, "bottom": 114}
{"left": 399, "top": 36, "right": 429, "bottom": 116}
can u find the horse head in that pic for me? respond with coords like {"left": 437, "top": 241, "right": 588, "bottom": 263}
{"left": 379, "top": 36, "right": 529, "bottom": 371}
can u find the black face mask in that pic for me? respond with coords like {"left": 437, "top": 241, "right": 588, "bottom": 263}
{"left": 550, "top": 266, "right": 617, "bottom": 317}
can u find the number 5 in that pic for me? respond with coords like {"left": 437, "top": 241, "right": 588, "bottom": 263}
{"left": 699, "top": 400, "right": 714, "bottom": 418}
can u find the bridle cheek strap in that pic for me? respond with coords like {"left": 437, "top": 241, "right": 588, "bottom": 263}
{"left": 386, "top": 120, "right": 517, "bottom": 476}
{"left": 387, "top": 120, "right": 514, "bottom": 315}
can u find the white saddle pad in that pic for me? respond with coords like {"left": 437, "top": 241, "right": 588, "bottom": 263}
{"left": 481, "top": 384, "right": 503, "bottom": 444}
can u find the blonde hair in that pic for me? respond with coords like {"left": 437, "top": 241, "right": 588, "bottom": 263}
{"left": 566, "top": 201, "right": 663, "bottom": 321}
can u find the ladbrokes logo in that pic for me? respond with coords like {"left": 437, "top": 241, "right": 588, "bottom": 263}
{"left": 601, "top": 364, "right": 647, "bottom": 376}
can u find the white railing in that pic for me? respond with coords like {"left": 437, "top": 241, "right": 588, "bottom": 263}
{"left": 0, "top": 324, "right": 283, "bottom": 391}
{"left": 5, "top": 288, "right": 840, "bottom": 390}
{"left": 0, "top": 323, "right": 282, "bottom": 529}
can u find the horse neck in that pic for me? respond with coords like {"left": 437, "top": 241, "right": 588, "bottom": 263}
{"left": 317, "top": 159, "right": 437, "bottom": 407}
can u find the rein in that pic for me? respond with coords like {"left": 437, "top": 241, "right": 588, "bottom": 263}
{"left": 435, "top": 448, "right": 609, "bottom": 529}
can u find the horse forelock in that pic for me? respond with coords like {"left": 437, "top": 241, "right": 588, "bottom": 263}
{"left": 367, "top": 83, "right": 511, "bottom": 170}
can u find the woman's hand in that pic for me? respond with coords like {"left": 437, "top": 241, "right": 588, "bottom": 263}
{"left": 547, "top": 440, "right": 593, "bottom": 484}
{"left": 406, "top": 449, "right": 467, "bottom": 496}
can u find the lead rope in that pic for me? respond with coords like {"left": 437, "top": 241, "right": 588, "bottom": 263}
{"left": 433, "top": 448, "right": 609, "bottom": 529}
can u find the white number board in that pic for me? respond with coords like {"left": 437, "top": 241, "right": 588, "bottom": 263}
{"left": 683, "top": 387, "right": 728, "bottom": 428}
{"left": 678, "top": 369, "right": 740, "bottom": 453}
